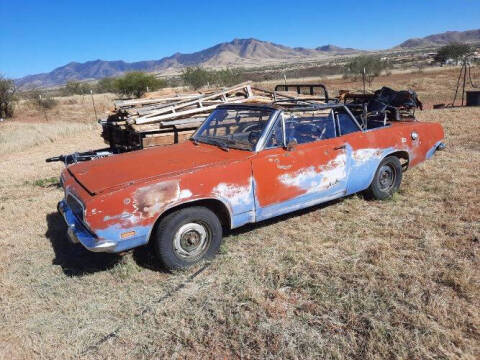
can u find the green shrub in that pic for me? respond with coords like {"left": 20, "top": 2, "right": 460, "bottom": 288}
{"left": 344, "top": 55, "right": 389, "bottom": 85}
{"left": 114, "top": 72, "right": 167, "bottom": 98}
{"left": 181, "top": 67, "right": 212, "bottom": 89}
{"left": 96, "top": 77, "right": 117, "bottom": 93}
{"left": 62, "top": 81, "right": 94, "bottom": 96}
{"left": 0, "top": 75, "right": 16, "bottom": 118}
{"left": 181, "top": 67, "right": 243, "bottom": 89}
{"left": 212, "top": 68, "right": 242, "bottom": 87}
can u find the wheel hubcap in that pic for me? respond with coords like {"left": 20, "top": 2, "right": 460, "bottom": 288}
{"left": 378, "top": 164, "right": 396, "bottom": 191}
{"left": 173, "top": 222, "right": 210, "bottom": 260}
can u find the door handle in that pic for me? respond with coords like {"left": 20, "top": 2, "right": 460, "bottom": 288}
{"left": 334, "top": 145, "right": 346, "bottom": 150}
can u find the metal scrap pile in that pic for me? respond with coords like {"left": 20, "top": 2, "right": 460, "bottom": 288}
{"left": 340, "top": 86, "right": 422, "bottom": 121}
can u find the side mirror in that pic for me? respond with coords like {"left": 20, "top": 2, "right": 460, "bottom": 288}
{"left": 285, "top": 138, "right": 297, "bottom": 151}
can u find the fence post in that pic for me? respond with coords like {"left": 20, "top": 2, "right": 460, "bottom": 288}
{"left": 90, "top": 90, "right": 98, "bottom": 121}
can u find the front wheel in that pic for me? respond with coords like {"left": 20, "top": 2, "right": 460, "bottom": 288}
{"left": 365, "top": 156, "right": 403, "bottom": 200}
{"left": 154, "top": 207, "right": 223, "bottom": 270}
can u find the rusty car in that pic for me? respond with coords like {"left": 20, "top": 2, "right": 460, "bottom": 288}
{"left": 57, "top": 98, "right": 445, "bottom": 270}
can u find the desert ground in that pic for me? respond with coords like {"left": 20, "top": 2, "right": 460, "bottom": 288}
{"left": 0, "top": 67, "right": 479, "bottom": 359}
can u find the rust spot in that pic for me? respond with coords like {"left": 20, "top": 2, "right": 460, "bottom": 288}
{"left": 134, "top": 180, "right": 179, "bottom": 218}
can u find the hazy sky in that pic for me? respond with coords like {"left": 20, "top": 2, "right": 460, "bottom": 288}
{"left": 1, "top": 0, "right": 479, "bottom": 78}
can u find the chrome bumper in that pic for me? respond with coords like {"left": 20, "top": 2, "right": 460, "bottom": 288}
{"left": 58, "top": 200, "right": 116, "bottom": 252}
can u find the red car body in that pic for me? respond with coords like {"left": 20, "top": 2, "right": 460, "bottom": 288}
{"left": 58, "top": 103, "right": 444, "bottom": 254}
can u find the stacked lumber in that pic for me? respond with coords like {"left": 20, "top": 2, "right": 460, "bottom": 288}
{"left": 100, "top": 82, "right": 328, "bottom": 150}
{"left": 100, "top": 82, "right": 276, "bottom": 150}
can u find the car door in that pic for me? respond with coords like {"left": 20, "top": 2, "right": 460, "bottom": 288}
{"left": 332, "top": 107, "right": 383, "bottom": 195}
{"left": 252, "top": 110, "right": 349, "bottom": 221}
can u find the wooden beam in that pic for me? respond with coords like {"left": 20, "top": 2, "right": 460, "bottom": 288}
{"left": 134, "top": 97, "right": 254, "bottom": 125}
{"left": 134, "top": 82, "right": 252, "bottom": 122}
{"left": 114, "top": 94, "right": 200, "bottom": 108}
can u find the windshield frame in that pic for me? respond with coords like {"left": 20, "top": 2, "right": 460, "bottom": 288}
{"left": 191, "top": 105, "right": 280, "bottom": 152}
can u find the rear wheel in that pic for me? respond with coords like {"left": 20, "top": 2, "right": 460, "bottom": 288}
{"left": 366, "top": 156, "right": 403, "bottom": 200}
{"left": 154, "top": 206, "right": 222, "bottom": 270}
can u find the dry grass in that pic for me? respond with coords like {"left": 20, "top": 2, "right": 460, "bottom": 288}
{"left": 0, "top": 121, "right": 98, "bottom": 154}
{"left": 1, "top": 93, "right": 115, "bottom": 154}
{"left": 0, "top": 70, "right": 479, "bottom": 359}
{"left": 257, "top": 66, "right": 480, "bottom": 108}
{"left": 12, "top": 93, "right": 116, "bottom": 124}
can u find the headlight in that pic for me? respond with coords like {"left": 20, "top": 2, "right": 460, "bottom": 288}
{"left": 411, "top": 131, "right": 419, "bottom": 140}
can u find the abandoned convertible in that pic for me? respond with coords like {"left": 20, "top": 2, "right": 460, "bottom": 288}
{"left": 58, "top": 100, "right": 445, "bottom": 269}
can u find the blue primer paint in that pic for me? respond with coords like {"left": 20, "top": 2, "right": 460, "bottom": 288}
{"left": 213, "top": 177, "right": 256, "bottom": 228}
{"left": 231, "top": 211, "right": 255, "bottom": 228}
{"left": 255, "top": 185, "right": 345, "bottom": 221}
{"left": 426, "top": 141, "right": 443, "bottom": 159}
{"left": 254, "top": 149, "right": 350, "bottom": 221}
{"left": 252, "top": 145, "right": 403, "bottom": 222}
{"left": 60, "top": 199, "right": 150, "bottom": 252}
{"left": 95, "top": 223, "right": 150, "bottom": 252}
{"left": 346, "top": 147, "right": 395, "bottom": 195}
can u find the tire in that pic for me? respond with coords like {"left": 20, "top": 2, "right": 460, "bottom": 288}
{"left": 153, "top": 206, "right": 222, "bottom": 270}
{"left": 365, "top": 156, "right": 403, "bottom": 200}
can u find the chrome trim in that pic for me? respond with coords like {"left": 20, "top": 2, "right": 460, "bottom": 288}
{"left": 65, "top": 191, "right": 86, "bottom": 223}
{"left": 255, "top": 110, "right": 282, "bottom": 152}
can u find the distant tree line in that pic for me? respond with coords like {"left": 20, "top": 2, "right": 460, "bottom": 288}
{"left": 63, "top": 72, "right": 167, "bottom": 98}
{"left": 181, "top": 67, "right": 243, "bottom": 89}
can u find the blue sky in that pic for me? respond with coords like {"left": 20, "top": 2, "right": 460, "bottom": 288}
{"left": 0, "top": 0, "right": 479, "bottom": 78}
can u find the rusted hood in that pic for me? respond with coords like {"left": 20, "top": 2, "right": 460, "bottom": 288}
{"left": 68, "top": 141, "right": 251, "bottom": 195}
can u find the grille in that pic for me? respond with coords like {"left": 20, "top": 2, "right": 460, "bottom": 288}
{"left": 67, "top": 194, "right": 84, "bottom": 222}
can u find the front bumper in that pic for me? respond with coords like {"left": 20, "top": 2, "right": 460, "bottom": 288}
{"left": 58, "top": 200, "right": 116, "bottom": 252}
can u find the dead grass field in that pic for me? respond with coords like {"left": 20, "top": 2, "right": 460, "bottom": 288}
{"left": 0, "top": 68, "right": 479, "bottom": 359}
{"left": 258, "top": 66, "right": 480, "bottom": 109}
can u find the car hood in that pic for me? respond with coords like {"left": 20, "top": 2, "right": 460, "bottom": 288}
{"left": 68, "top": 141, "right": 252, "bottom": 195}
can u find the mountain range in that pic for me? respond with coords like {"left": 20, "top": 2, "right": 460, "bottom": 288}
{"left": 15, "top": 29, "right": 480, "bottom": 88}
{"left": 397, "top": 29, "right": 480, "bottom": 48}
{"left": 15, "top": 38, "right": 358, "bottom": 88}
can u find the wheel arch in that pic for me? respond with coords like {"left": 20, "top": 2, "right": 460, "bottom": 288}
{"left": 146, "top": 198, "right": 232, "bottom": 244}
{"left": 359, "top": 149, "right": 409, "bottom": 193}
{"left": 386, "top": 150, "right": 410, "bottom": 171}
